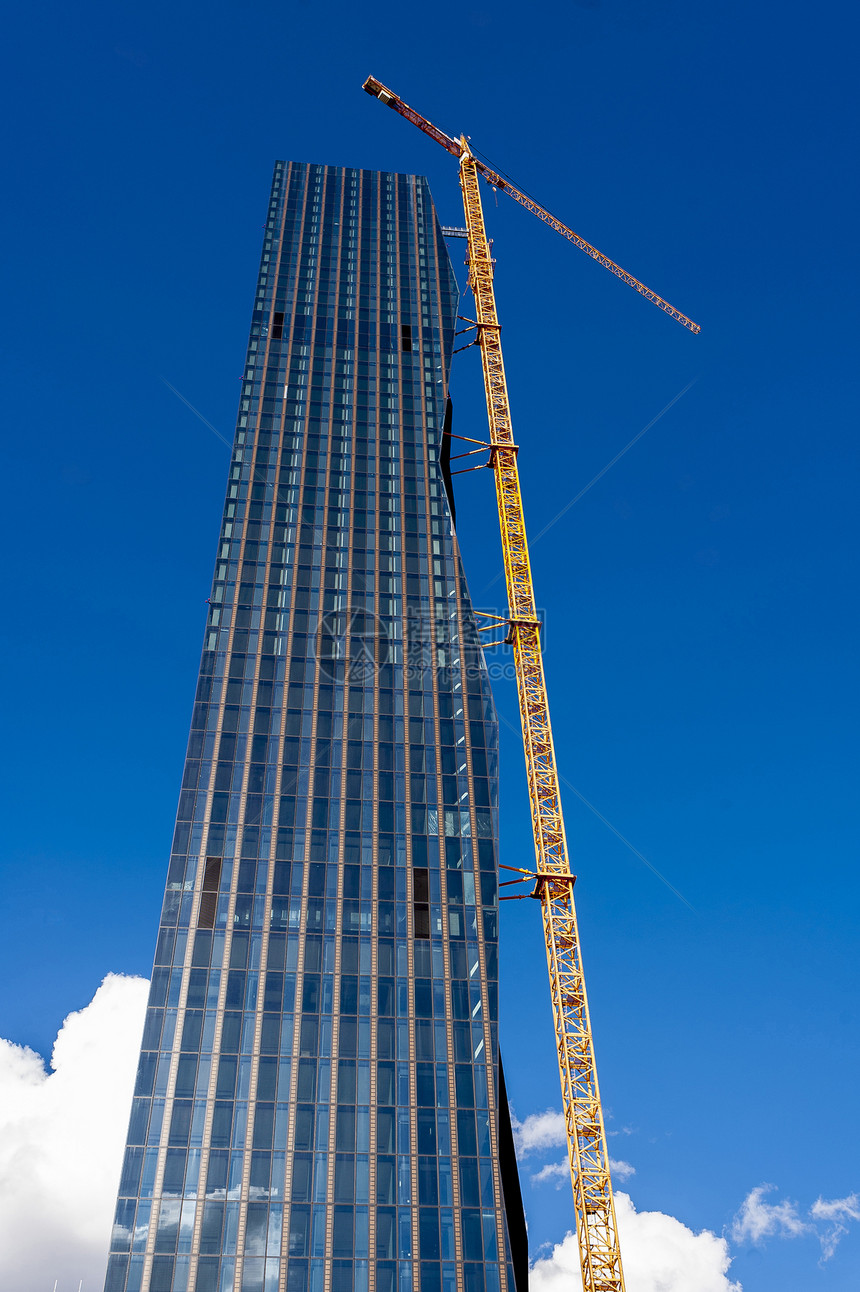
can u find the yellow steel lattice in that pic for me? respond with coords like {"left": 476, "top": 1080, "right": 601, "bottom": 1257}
{"left": 362, "top": 75, "right": 700, "bottom": 335}
{"left": 358, "top": 73, "right": 698, "bottom": 1292}
{"left": 458, "top": 147, "right": 626, "bottom": 1292}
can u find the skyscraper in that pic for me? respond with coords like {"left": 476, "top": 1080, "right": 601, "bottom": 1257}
{"left": 105, "top": 161, "right": 527, "bottom": 1292}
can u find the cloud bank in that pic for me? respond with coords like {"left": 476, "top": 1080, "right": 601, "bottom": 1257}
{"left": 530, "top": 1192, "right": 741, "bottom": 1292}
{"left": 3, "top": 986, "right": 855, "bottom": 1292}
{"left": 0, "top": 974, "right": 149, "bottom": 1292}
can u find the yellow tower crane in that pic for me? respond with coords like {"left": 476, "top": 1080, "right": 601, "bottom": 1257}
{"left": 363, "top": 75, "right": 699, "bottom": 1292}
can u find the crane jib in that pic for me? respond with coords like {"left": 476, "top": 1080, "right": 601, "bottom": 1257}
{"left": 362, "top": 74, "right": 701, "bottom": 334}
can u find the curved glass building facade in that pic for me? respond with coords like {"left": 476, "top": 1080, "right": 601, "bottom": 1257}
{"left": 105, "top": 161, "right": 527, "bottom": 1292}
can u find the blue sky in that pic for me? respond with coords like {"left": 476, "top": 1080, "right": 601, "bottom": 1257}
{"left": 1, "top": 0, "right": 858, "bottom": 1288}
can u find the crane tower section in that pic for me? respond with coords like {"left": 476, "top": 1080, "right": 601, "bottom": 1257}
{"left": 457, "top": 144, "right": 626, "bottom": 1292}
{"left": 357, "top": 75, "right": 696, "bottom": 1292}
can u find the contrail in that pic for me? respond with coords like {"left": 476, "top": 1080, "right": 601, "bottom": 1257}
{"left": 484, "top": 376, "right": 698, "bottom": 590}
{"left": 497, "top": 710, "right": 694, "bottom": 910}
{"left": 160, "top": 376, "right": 233, "bottom": 449}
{"left": 531, "top": 377, "right": 698, "bottom": 544}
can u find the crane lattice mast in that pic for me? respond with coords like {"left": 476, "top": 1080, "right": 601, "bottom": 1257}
{"left": 457, "top": 141, "right": 627, "bottom": 1292}
{"left": 363, "top": 74, "right": 698, "bottom": 1292}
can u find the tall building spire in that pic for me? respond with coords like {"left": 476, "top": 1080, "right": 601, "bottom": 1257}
{"left": 105, "top": 162, "right": 526, "bottom": 1292}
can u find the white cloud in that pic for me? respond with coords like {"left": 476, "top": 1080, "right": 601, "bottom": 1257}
{"left": 0, "top": 974, "right": 149, "bottom": 1292}
{"left": 511, "top": 1108, "right": 567, "bottom": 1156}
{"left": 531, "top": 1156, "right": 636, "bottom": 1189}
{"left": 5, "top": 992, "right": 855, "bottom": 1290}
{"left": 530, "top": 1192, "right": 741, "bottom": 1292}
{"left": 512, "top": 1106, "right": 637, "bottom": 1186}
{"left": 730, "top": 1183, "right": 809, "bottom": 1244}
{"left": 531, "top": 1158, "right": 570, "bottom": 1188}
{"left": 811, "top": 1194, "right": 860, "bottom": 1261}
{"left": 810, "top": 1193, "right": 860, "bottom": 1223}
{"left": 731, "top": 1184, "right": 860, "bottom": 1263}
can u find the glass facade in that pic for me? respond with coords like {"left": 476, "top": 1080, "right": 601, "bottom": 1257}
{"left": 105, "top": 162, "right": 527, "bottom": 1292}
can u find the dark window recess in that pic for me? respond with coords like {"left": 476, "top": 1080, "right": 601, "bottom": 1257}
{"left": 401, "top": 324, "right": 412, "bottom": 352}
{"left": 271, "top": 310, "right": 285, "bottom": 340}
{"left": 413, "top": 867, "right": 430, "bottom": 940}
{"left": 439, "top": 397, "right": 456, "bottom": 527}
{"left": 199, "top": 856, "right": 222, "bottom": 929}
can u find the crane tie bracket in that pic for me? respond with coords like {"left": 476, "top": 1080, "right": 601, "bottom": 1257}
{"left": 498, "top": 867, "right": 577, "bottom": 900}
{"left": 504, "top": 615, "right": 541, "bottom": 645}
{"left": 488, "top": 443, "right": 520, "bottom": 464}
